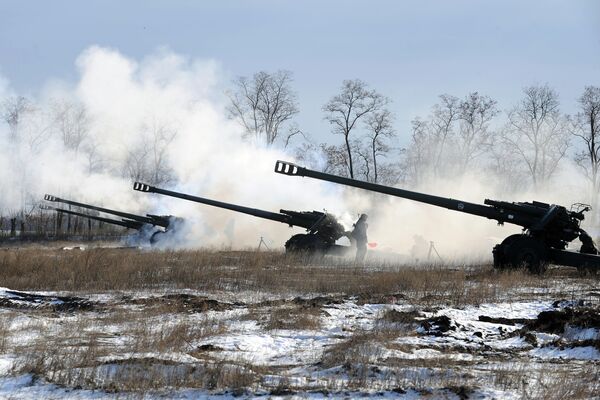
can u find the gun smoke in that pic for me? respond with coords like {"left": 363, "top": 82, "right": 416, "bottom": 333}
{"left": 0, "top": 46, "right": 593, "bottom": 262}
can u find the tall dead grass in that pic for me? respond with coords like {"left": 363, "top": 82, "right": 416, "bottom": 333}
{"left": 0, "top": 247, "right": 584, "bottom": 307}
{"left": 0, "top": 314, "right": 9, "bottom": 353}
{"left": 8, "top": 305, "right": 254, "bottom": 394}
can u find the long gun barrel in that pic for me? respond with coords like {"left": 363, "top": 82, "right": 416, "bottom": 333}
{"left": 133, "top": 182, "right": 292, "bottom": 225}
{"left": 274, "top": 160, "right": 600, "bottom": 272}
{"left": 44, "top": 194, "right": 170, "bottom": 228}
{"left": 43, "top": 205, "right": 145, "bottom": 230}
{"left": 133, "top": 182, "right": 348, "bottom": 243}
{"left": 274, "top": 160, "right": 541, "bottom": 228}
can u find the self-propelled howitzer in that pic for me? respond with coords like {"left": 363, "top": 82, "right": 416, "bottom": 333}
{"left": 132, "top": 182, "right": 351, "bottom": 255}
{"left": 274, "top": 160, "right": 600, "bottom": 272}
{"left": 43, "top": 194, "right": 181, "bottom": 244}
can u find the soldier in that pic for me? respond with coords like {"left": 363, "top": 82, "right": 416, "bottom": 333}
{"left": 351, "top": 214, "right": 368, "bottom": 263}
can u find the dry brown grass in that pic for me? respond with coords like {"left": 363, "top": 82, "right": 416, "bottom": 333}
{"left": 0, "top": 247, "right": 576, "bottom": 308}
{"left": 530, "top": 367, "right": 600, "bottom": 400}
{"left": 0, "top": 314, "right": 9, "bottom": 353}
{"left": 2, "top": 247, "right": 597, "bottom": 397}
{"left": 7, "top": 304, "right": 258, "bottom": 394}
{"left": 321, "top": 328, "right": 397, "bottom": 369}
{"left": 263, "top": 305, "right": 321, "bottom": 331}
{"left": 489, "top": 363, "right": 600, "bottom": 400}
{"left": 14, "top": 346, "right": 258, "bottom": 394}
{"left": 127, "top": 317, "right": 227, "bottom": 354}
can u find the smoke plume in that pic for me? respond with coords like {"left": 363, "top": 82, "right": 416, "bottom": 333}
{"left": 0, "top": 46, "right": 593, "bottom": 262}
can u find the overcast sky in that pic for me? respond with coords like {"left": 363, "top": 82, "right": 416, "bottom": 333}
{"left": 1, "top": 0, "right": 599, "bottom": 145}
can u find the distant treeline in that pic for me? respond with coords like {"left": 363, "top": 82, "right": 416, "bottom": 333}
{"left": 0, "top": 210, "right": 127, "bottom": 242}
{"left": 1, "top": 71, "right": 599, "bottom": 235}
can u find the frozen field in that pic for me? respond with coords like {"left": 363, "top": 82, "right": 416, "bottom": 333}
{"left": 0, "top": 247, "right": 598, "bottom": 399}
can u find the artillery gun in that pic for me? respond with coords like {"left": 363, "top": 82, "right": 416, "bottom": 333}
{"left": 132, "top": 182, "right": 352, "bottom": 255}
{"left": 274, "top": 160, "right": 600, "bottom": 273}
{"left": 43, "top": 194, "right": 181, "bottom": 244}
{"left": 40, "top": 204, "right": 145, "bottom": 230}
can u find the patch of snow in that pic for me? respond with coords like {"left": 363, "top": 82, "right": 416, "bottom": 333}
{"left": 320, "top": 302, "right": 411, "bottom": 334}
{"left": 0, "top": 356, "right": 13, "bottom": 375}
{"left": 0, "top": 374, "right": 112, "bottom": 399}
{"left": 439, "top": 301, "right": 552, "bottom": 322}
{"left": 488, "top": 336, "right": 531, "bottom": 350}
{"left": 529, "top": 345, "right": 600, "bottom": 360}
{"left": 202, "top": 328, "right": 335, "bottom": 365}
{"left": 61, "top": 246, "right": 86, "bottom": 251}
{"left": 563, "top": 325, "right": 599, "bottom": 341}
{"left": 97, "top": 352, "right": 199, "bottom": 364}
{"left": 533, "top": 332, "right": 560, "bottom": 346}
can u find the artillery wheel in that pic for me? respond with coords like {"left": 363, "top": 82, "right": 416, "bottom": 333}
{"left": 150, "top": 230, "right": 166, "bottom": 245}
{"left": 493, "top": 234, "right": 522, "bottom": 269}
{"left": 505, "top": 236, "right": 548, "bottom": 274}
{"left": 285, "top": 234, "right": 327, "bottom": 257}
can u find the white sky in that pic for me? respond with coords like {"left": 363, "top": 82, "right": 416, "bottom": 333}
{"left": 1, "top": 0, "right": 599, "bottom": 146}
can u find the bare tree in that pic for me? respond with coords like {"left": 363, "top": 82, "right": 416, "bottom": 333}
{"left": 488, "top": 145, "right": 530, "bottom": 193}
{"left": 226, "top": 70, "right": 299, "bottom": 145}
{"left": 502, "top": 85, "right": 569, "bottom": 188}
{"left": 282, "top": 123, "right": 308, "bottom": 149}
{"left": 50, "top": 99, "right": 89, "bottom": 153}
{"left": 399, "top": 92, "right": 498, "bottom": 186}
{"left": 124, "top": 143, "right": 150, "bottom": 184}
{"left": 1, "top": 96, "right": 31, "bottom": 141}
{"left": 11, "top": 101, "right": 53, "bottom": 153}
{"left": 355, "top": 140, "right": 373, "bottom": 182}
{"left": 403, "top": 117, "right": 434, "bottom": 185}
{"left": 456, "top": 92, "right": 498, "bottom": 173}
{"left": 82, "top": 141, "right": 104, "bottom": 174}
{"left": 319, "top": 143, "right": 352, "bottom": 176}
{"left": 292, "top": 141, "right": 320, "bottom": 169}
{"left": 572, "top": 86, "right": 600, "bottom": 211}
{"left": 124, "top": 120, "right": 177, "bottom": 186}
{"left": 376, "top": 157, "right": 405, "bottom": 186}
{"left": 227, "top": 72, "right": 267, "bottom": 138}
{"left": 364, "top": 108, "right": 395, "bottom": 183}
{"left": 404, "top": 95, "right": 460, "bottom": 182}
{"left": 323, "top": 79, "right": 387, "bottom": 178}
{"left": 430, "top": 94, "right": 460, "bottom": 176}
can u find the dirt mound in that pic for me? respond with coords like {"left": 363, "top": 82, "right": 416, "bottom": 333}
{"left": 525, "top": 307, "right": 600, "bottom": 334}
{"left": 292, "top": 296, "right": 343, "bottom": 308}
{"left": 195, "top": 344, "right": 224, "bottom": 352}
{"left": 381, "top": 309, "right": 422, "bottom": 324}
{"left": 478, "top": 316, "right": 531, "bottom": 325}
{"left": 101, "top": 357, "right": 181, "bottom": 366}
{"left": 255, "top": 295, "right": 343, "bottom": 309}
{"left": 356, "top": 293, "right": 406, "bottom": 305}
{"left": 420, "top": 315, "right": 455, "bottom": 335}
{"left": 0, "top": 290, "right": 94, "bottom": 312}
{"left": 130, "top": 293, "right": 234, "bottom": 313}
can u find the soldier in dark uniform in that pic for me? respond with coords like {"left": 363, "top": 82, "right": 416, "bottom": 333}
{"left": 579, "top": 230, "right": 598, "bottom": 255}
{"left": 351, "top": 214, "right": 368, "bottom": 263}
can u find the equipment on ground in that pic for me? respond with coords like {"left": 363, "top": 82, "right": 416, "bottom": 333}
{"left": 132, "top": 182, "right": 352, "bottom": 255}
{"left": 43, "top": 194, "right": 181, "bottom": 244}
{"left": 274, "top": 160, "right": 600, "bottom": 273}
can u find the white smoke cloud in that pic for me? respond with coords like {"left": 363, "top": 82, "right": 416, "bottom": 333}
{"left": 0, "top": 46, "right": 594, "bottom": 262}
{"left": 0, "top": 46, "right": 351, "bottom": 249}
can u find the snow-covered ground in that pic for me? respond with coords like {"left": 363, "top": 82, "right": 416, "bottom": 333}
{"left": 0, "top": 276, "right": 599, "bottom": 399}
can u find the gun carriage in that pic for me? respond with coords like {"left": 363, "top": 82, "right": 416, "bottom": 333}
{"left": 133, "top": 182, "right": 352, "bottom": 255}
{"left": 274, "top": 160, "right": 600, "bottom": 273}
{"left": 43, "top": 194, "right": 180, "bottom": 244}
